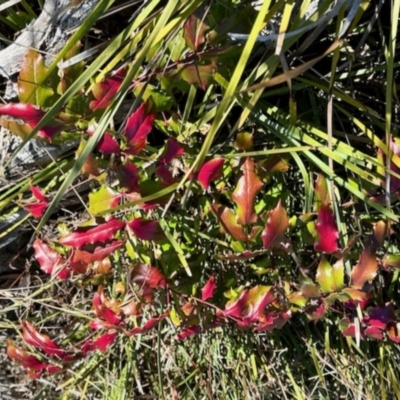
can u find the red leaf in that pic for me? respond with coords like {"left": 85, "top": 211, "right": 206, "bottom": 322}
{"left": 201, "top": 276, "right": 217, "bottom": 301}
{"left": 350, "top": 246, "right": 378, "bottom": 289}
{"left": 92, "top": 289, "right": 122, "bottom": 327}
{"left": 124, "top": 102, "right": 155, "bottom": 154}
{"left": 155, "top": 164, "right": 177, "bottom": 185}
{"left": 314, "top": 204, "right": 339, "bottom": 254}
{"left": 59, "top": 218, "right": 125, "bottom": 248}
{"left": 232, "top": 158, "right": 263, "bottom": 225}
{"left": 25, "top": 202, "right": 48, "bottom": 218}
{"left": 99, "top": 132, "right": 121, "bottom": 154}
{"left": 183, "top": 14, "right": 209, "bottom": 51}
{"left": 6, "top": 340, "right": 47, "bottom": 370}
{"left": 73, "top": 240, "right": 123, "bottom": 264}
{"left": 33, "top": 238, "right": 69, "bottom": 278}
{"left": 364, "top": 325, "right": 383, "bottom": 340}
{"left": 159, "top": 138, "right": 184, "bottom": 164}
{"left": 197, "top": 158, "right": 224, "bottom": 189}
{"left": 21, "top": 321, "right": 64, "bottom": 357}
{"left": 82, "top": 331, "right": 118, "bottom": 354}
{"left": 365, "top": 303, "right": 395, "bottom": 329}
{"left": 0, "top": 103, "right": 62, "bottom": 141}
{"left": 255, "top": 312, "right": 291, "bottom": 332}
{"left": 127, "top": 218, "right": 165, "bottom": 241}
{"left": 89, "top": 67, "right": 127, "bottom": 111}
{"left": 117, "top": 160, "right": 140, "bottom": 193}
{"left": 261, "top": 200, "right": 289, "bottom": 249}
{"left": 223, "top": 286, "right": 275, "bottom": 323}
{"left": 30, "top": 186, "right": 48, "bottom": 202}
{"left": 131, "top": 263, "right": 167, "bottom": 289}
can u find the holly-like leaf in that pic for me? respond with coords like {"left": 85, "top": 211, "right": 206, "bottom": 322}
{"left": 117, "top": 160, "right": 140, "bottom": 193}
{"left": 211, "top": 204, "right": 247, "bottom": 241}
{"left": 73, "top": 240, "right": 123, "bottom": 264}
{"left": 18, "top": 49, "right": 59, "bottom": 107}
{"left": 21, "top": 321, "right": 64, "bottom": 357}
{"left": 232, "top": 157, "right": 263, "bottom": 225}
{"left": 59, "top": 218, "right": 125, "bottom": 248}
{"left": 30, "top": 186, "right": 48, "bottom": 202}
{"left": 33, "top": 238, "right": 69, "bottom": 279}
{"left": 178, "top": 63, "right": 216, "bottom": 90}
{"left": 6, "top": 340, "right": 47, "bottom": 378}
{"left": 123, "top": 102, "right": 155, "bottom": 154}
{"left": 201, "top": 276, "right": 217, "bottom": 301}
{"left": 0, "top": 103, "right": 62, "bottom": 141}
{"left": 223, "top": 285, "right": 275, "bottom": 323}
{"left": 314, "top": 204, "right": 339, "bottom": 254}
{"left": 89, "top": 67, "right": 127, "bottom": 111}
{"left": 350, "top": 246, "right": 378, "bottom": 289}
{"left": 25, "top": 203, "right": 48, "bottom": 218}
{"left": 88, "top": 186, "right": 121, "bottom": 216}
{"left": 91, "top": 288, "right": 122, "bottom": 328}
{"left": 261, "top": 200, "right": 289, "bottom": 249}
{"left": 131, "top": 263, "right": 167, "bottom": 289}
{"left": 197, "top": 158, "right": 224, "bottom": 189}
{"left": 82, "top": 331, "right": 118, "bottom": 354}
{"left": 127, "top": 219, "right": 166, "bottom": 241}
{"left": 159, "top": 137, "right": 184, "bottom": 164}
{"left": 155, "top": 164, "right": 177, "bottom": 185}
{"left": 98, "top": 132, "right": 121, "bottom": 155}
{"left": 316, "top": 257, "right": 345, "bottom": 293}
{"left": 183, "top": 13, "right": 209, "bottom": 51}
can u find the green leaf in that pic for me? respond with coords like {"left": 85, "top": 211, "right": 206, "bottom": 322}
{"left": 88, "top": 186, "right": 120, "bottom": 216}
{"left": 18, "top": 49, "right": 59, "bottom": 107}
{"left": 316, "top": 257, "right": 345, "bottom": 293}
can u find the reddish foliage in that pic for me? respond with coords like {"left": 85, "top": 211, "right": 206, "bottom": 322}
{"left": 24, "top": 186, "right": 49, "bottom": 218}
{"left": 59, "top": 218, "right": 125, "bottom": 248}
{"left": 117, "top": 160, "right": 140, "bottom": 193}
{"left": 159, "top": 138, "right": 184, "bottom": 164}
{"left": 127, "top": 218, "right": 165, "bottom": 241}
{"left": 155, "top": 164, "right": 177, "bottom": 185}
{"left": 72, "top": 240, "right": 123, "bottom": 264}
{"left": 261, "top": 200, "right": 289, "bottom": 249}
{"left": 314, "top": 204, "right": 339, "bottom": 254}
{"left": 123, "top": 102, "right": 155, "bottom": 155}
{"left": 91, "top": 288, "right": 122, "bottom": 329}
{"left": 33, "top": 238, "right": 70, "bottom": 279}
{"left": 211, "top": 204, "right": 247, "bottom": 241}
{"left": 89, "top": 67, "right": 127, "bottom": 111}
{"left": 131, "top": 263, "right": 167, "bottom": 289}
{"left": 197, "top": 158, "right": 224, "bottom": 189}
{"left": 350, "top": 246, "right": 378, "bottom": 289}
{"left": 21, "top": 321, "right": 64, "bottom": 357}
{"left": 81, "top": 331, "right": 118, "bottom": 354}
{"left": 232, "top": 157, "right": 263, "bottom": 225}
{"left": 201, "top": 276, "right": 217, "bottom": 301}
{"left": 6, "top": 340, "right": 61, "bottom": 379}
{"left": 0, "top": 103, "right": 62, "bottom": 141}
